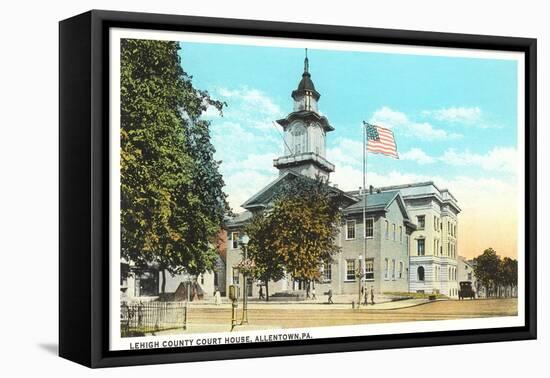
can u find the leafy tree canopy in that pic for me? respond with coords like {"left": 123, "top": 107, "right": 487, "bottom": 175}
{"left": 258, "top": 175, "right": 343, "bottom": 282}
{"left": 120, "top": 39, "right": 229, "bottom": 286}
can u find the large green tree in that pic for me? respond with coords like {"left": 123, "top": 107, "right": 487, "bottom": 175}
{"left": 473, "top": 248, "right": 518, "bottom": 298}
{"left": 120, "top": 39, "right": 228, "bottom": 292}
{"left": 499, "top": 257, "right": 518, "bottom": 297}
{"left": 473, "top": 248, "right": 500, "bottom": 297}
{"left": 244, "top": 213, "right": 286, "bottom": 301}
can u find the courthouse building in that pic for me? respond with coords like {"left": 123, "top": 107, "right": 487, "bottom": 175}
{"left": 224, "top": 55, "right": 454, "bottom": 298}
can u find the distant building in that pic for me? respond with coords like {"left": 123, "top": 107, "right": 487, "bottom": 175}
{"left": 121, "top": 231, "right": 227, "bottom": 301}
{"left": 458, "top": 256, "right": 476, "bottom": 283}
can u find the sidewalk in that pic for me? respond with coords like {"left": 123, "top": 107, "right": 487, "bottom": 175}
{"left": 186, "top": 296, "right": 433, "bottom": 310}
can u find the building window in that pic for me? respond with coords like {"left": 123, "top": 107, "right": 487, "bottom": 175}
{"left": 392, "top": 224, "right": 396, "bottom": 241}
{"left": 346, "top": 220, "right": 356, "bottom": 240}
{"left": 448, "top": 267, "right": 452, "bottom": 280}
{"left": 346, "top": 259, "right": 356, "bottom": 281}
{"left": 214, "top": 272, "right": 219, "bottom": 287}
{"left": 291, "top": 124, "right": 307, "bottom": 154}
{"left": 231, "top": 232, "right": 239, "bottom": 249}
{"left": 399, "top": 226, "right": 403, "bottom": 243}
{"left": 391, "top": 259, "right": 396, "bottom": 279}
{"left": 323, "top": 263, "right": 332, "bottom": 282}
{"left": 467, "top": 272, "right": 472, "bottom": 281}
{"left": 417, "top": 215, "right": 425, "bottom": 229}
{"left": 232, "top": 268, "right": 240, "bottom": 285}
{"left": 365, "top": 218, "right": 374, "bottom": 238}
{"left": 417, "top": 266, "right": 425, "bottom": 281}
{"left": 399, "top": 261, "right": 404, "bottom": 278}
{"left": 365, "top": 258, "right": 374, "bottom": 280}
{"left": 385, "top": 220, "right": 389, "bottom": 239}
{"left": 384, "top": 258, "right": 389, "bottom": 279}
{"left": 417, "top": 239, "right": 425, "bottom": 256}
{"left": 434, "top": 216, "right": 437, "bottom": 231}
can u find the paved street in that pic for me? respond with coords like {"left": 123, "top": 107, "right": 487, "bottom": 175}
{"left": 153, "top": 298, "right": 517, "bottom": 335}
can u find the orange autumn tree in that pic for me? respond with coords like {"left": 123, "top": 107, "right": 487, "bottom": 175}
{"left": 247, "top": 175, "right": 343, "bottom": 293}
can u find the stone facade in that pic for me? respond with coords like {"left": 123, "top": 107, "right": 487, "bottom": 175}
{"left": 374, "top": 182, "right": 461, "bottom": 297}
{"left": 225, "top": 192, "right": 414, "bottom": 297}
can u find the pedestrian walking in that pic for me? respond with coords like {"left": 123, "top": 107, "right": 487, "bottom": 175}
{"left": 259, "top": 286, "right": 265, "bottom": 300}
{"left": 214, "top": 289, "right": 221, "bottom": 305}
{"left": 364, "top": 289, "right": 368, "bottom": 306}
{"left": 311, "top": 287, "right": 317, "bottom": 300}
{"left": 370, "top": 286, "right": 375, "bottom": 305}
{"left": 327, "top": 289, "right": 334, "bottom": 304}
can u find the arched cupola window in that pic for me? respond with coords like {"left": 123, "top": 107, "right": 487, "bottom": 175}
{"left": 291, "top": 123, "right": 307, "bottom": 154}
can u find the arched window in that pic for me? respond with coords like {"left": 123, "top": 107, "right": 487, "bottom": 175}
{"left": 417, "top": 266, "right": 425, "bottom": 281}
{"left": 291, "top": 123, "right": 307, "bottom": 154}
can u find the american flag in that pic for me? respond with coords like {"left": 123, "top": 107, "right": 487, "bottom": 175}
{"left": 364, "top": 122, "right": 399, "bottom": 159}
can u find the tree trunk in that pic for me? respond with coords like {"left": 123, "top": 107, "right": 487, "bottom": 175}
{"left": 265, "top": 281, "right": 269, "bottom": 302}
{"left": 161, "top": 269, "right": 166, "bottom": 294}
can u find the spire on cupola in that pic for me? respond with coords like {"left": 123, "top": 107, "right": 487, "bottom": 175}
{"left": 273, "top": 49, "right": 335, "bottom": 179}
{"left": 292, "top": 49, "right": 321, "bottom": 105}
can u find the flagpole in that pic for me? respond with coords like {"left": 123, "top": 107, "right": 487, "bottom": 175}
{"left": 362, "top": 122, "right": 367, "bottom": 306}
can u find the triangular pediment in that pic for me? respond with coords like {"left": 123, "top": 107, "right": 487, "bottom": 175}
{"left": 241, "top": 171, "right": 356, "bottom": 211}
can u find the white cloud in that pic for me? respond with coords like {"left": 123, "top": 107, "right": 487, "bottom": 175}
{"left": 216, "top": 87, "right": 283, "bottom": 130}
{"left": 223, "top": 153, "right": 279, "bottom": 174}
{"left": 441, "top": 147, "right": 517, "bottom": 174}
{"left": 326, "top": 137, "right": 364, "bottom": 169}
{"left": 222, "top": 170, "right": 275, "bottom": 212}
{"left": 385, "top": 144, "right": 517, "bottom": 174}
{"left": 206, "top": 87, "right": 287, "bottom": 212}
{"left": 370, "top": 106, "right": 461, "bottom": 140}
{"left": 400, "top": 148, "right": 436, "bottom": 164}
{"left": 422, "top": 106, "right": 502, "bottom": 129}
{"left": 424, "top": 106, "right": 482, "bottom": 123}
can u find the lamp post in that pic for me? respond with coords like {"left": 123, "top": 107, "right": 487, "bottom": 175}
{"left": 239, "top": 234, "right": 250, "bottom": 325}
{"left": 357, "top": 255, "right": 363, "bottom": 308}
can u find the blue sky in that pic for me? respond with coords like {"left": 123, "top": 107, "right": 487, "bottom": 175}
{"left": 177, "top": 41, "right": 520, "bottom": 257}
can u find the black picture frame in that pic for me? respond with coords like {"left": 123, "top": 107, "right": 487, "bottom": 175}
{"left": 59, "top": 9, "right": 537, "bottom": 368}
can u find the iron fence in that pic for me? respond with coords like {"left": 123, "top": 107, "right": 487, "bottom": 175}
{"left": 121, "top": 301, "right": 187, "bottom": 337}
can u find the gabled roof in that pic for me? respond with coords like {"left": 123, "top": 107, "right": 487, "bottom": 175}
{"left": 225, "top": 211, "right": 253, "bottom": 228}
{"left": 343, "top": 190, "right": 413, "bottom": 225}
{"left": 240, "top": 170, "right": 356, "bottom": 211}
{"left": 377, "top": 181, "right": 461, "bottom": 213}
